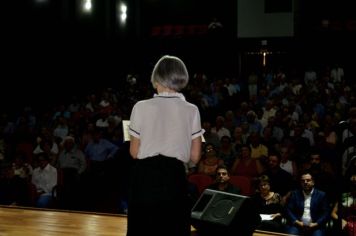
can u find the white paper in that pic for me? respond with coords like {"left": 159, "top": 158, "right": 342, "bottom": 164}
{"left": 260, "top": 214, "right": 274, "bottom": 221}
{"left": 122, "top": 120, "right": 131, "bottom": 142}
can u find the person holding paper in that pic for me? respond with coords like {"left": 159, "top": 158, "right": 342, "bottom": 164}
{"left": 127, "top": 55, "right": 204, "bottom": 236}
{"left": 251, "top": 175, "right": 285, "bottom": 233}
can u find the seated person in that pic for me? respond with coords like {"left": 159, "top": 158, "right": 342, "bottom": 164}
{"left": 0, "top": 163, "right": 18, "bottom": 205}
{"left": 262, "top": 151, "right": 295, "bottom": 204}
{"left": 251, "top": 175, "right": 285, "bottom": 233}
{"left": 230, "top": 144, "right": 264, "bottom": 180}
{"left": 197, "top": 143, "right": 224, "bottom": 177}
{"left": 31, "top": 152, "right": 57, "bottom": 208}
{"left": 193, "top": 165, "right": 260, "bottom": 236}
{"left": 331, "top": 171, "right": 356, "bottom": 236}
{"left": 285, "top": 171, "right": 330, "bottom": 236}
{"left": 207, "top": 164, "right": 240, "bottom": 194}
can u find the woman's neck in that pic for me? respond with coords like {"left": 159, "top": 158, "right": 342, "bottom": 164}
{"left": 156, "top": 83, "right": 176, "bottom": 94}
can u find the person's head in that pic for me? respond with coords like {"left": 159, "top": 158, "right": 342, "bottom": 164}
{"left": 240, "top": 144, "right": 251, "bottom": 159}
{"left": 299, "top": 171, "right": 315, "bottom": 193}
{"left": 215, "top": 116, "right": 225, "bottom": 128}
{"left": 233, "top": 127, "right": 243, "bottom": 139}
{"left": 246, "top": 110, "right": 256, "bottom": 123}
{"left": 37, "top": 152, "right": 50, "bottom": 169}
{"left": 39, "top": 139, "right": 52, "bottom": 153}
{"left": 151, "top": 55, "right": 189, "bottom": 92}
{"left": 248, "top": 132, "right": 260, "bottom": 146}
{"left": 265, "top": 100, "right": 274, "bottom": 110}
{"left": 345, "top": 156, "right": 356, "bottom": 180}
{"left": 309, "top": 149, "right": 321, "bottom": 166}
{"left": 62, "top": 136, "right": 75, "bottom": 151}
{"left": 215, "top": 164, "right": 230, "bottom": 184}
{"left": 268, "top": 152, "right": 282, "bottom": 170}
{"left": 220, "top": 135, "right": 231, "bottom": 147}
{"left": 262, "top": 126, "right": 272, "bottom": 139}
{"left": 204, "top": 143, "right": 217, "bottom": 157}
{"left": 202, "top": 121, "right": 212, "bottom": 132}
{"left": 293, "top": 123, "right": 304, "bottom": 137}
{"left": 349, "top": 173, "right": 356, "bottom": 188}
{"left": 225, "top": 110, "right": 234, "bottom": 120}
{"left": 280, "top": 146, "right": 290, "bottom": 160}
{"left": 92, "top": 128, "right": 103, "bottom": 142}
{"left": 257, "top": 175, "right": 271, "bottom": 195}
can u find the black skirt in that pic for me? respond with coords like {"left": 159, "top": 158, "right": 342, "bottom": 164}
{"left": 127, "top": 155, "right": 191, "bottom": 236}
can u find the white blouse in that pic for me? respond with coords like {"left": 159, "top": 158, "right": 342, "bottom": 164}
{"left": 129, "top": 92, "right": 204, "bottom": 162}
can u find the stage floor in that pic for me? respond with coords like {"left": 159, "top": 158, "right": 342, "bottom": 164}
{"left": 0, "top": 206, "right": 127, "bottom": 236}
{"left": 0, "top": 206, "right": 293, "bottom": 236}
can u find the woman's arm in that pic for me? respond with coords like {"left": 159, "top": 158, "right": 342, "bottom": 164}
{"left": 190, "top": 136, "right": 202, "bottom": 164}
{"left": 331, "top": 202, "right": 338, "bottom": 220}
{"left": 129, "top": 135, "right": 140, "bottom": 159}
{"left": 331, "top": 202, "right": 347, "bottom": 229}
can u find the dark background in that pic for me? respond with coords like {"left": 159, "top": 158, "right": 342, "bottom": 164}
{"left": 0, "top": 0, "right": 355, "bottom": 112}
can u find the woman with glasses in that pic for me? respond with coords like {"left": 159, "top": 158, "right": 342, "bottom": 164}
{"left": 197, "top": 143, "right": 224, "bottom": 177}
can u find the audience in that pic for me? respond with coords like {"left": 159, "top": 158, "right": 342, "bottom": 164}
{"left": 0, "top": 58, "right": 354, "bottom": 235}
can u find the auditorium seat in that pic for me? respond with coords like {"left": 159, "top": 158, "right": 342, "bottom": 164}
{"left": 188, "top": 174, "right": 214, "bottom": 195}
{"left": 229, "top": 175, "right": 253, "bottom": 196}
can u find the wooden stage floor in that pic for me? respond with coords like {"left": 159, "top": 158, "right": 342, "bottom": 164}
{"left": 0, "top": 206, "right": 293, "bottom": 236}
{"left": 0, "top": 206, "right": 127, "bottom": 236}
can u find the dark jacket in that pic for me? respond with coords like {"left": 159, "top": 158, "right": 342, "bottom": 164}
{"left": 286, "top": 188, "right": 330, "bottom": 227}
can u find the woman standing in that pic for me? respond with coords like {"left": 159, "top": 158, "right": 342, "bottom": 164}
{"left": 127, "top": 55, "right": 204, "bottom": 236}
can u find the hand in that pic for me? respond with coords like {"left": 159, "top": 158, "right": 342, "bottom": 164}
{"left": 37, "top": 189, "right": 45, "bottom": 196}
{"left": 271, "top": 213, "right": 281, "bottom": 219}
{"left": 308, "top": 222, "right": 318, "bottom": 228}
{"left": 342, "top": 219, "right": 347, "bottom": 229}
{"left": 294, "top": 220, "right": 304, "bottom": 228}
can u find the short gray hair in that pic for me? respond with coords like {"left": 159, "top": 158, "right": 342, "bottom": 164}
{"left": 151, "top": 55, "right": 189, "bottom": 91}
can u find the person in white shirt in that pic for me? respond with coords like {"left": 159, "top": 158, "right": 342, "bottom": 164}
{"left": 31, "top": 152, "right": 57, "bottom": 208}
{"left": 211, "top": 115, "right": 231, "bottom": 140}
{"left": 128, "top": 55, "right": 204, "bottom": 236}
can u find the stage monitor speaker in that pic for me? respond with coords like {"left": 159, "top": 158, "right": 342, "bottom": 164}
{"left": 191, "top": 189, "right": 250, "bottom": 226}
